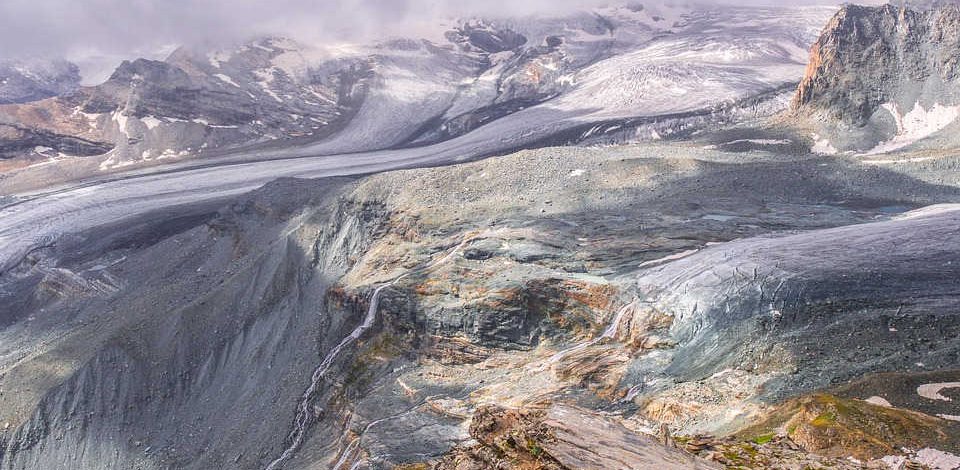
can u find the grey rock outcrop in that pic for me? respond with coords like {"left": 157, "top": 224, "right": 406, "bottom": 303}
{"left": 793, "top": 3, "right": 960, "bottom": 152}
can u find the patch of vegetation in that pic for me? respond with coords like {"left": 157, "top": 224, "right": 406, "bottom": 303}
{"left": 395, "top": 464, "right": 430, "bottom": 470}
{"left": 737, "top": 393, "right": 959, "bottom": 460}
{"left": 751, "top": 433, "right": 775, "bottom": 445}
{"left": 526, "top": 437, "right": 543, "bottom": 457}
{"left": 810, "top": 410, "right": 836, "bottom": 427}
{"left": 722, "top": 449, "right": 746, "bottom": 466}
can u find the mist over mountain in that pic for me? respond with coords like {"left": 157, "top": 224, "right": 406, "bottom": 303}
{"left": 1, "top": 0, "right": 873, "bottom": 83}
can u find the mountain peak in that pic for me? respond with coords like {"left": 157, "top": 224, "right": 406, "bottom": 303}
{"left": 0, "top": 59, "right": 81, "bottom": 104}
{"left": 792, "top": 2, "right": 960, "bottom": 152}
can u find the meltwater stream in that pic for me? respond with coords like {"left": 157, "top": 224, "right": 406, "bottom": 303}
{"left": 264, "top": 233, "right": 481, "bottom": 470}
{"left": 543, "top": 298, "right": 640, "bottom": 367}
{"left": 264, "top": 280, "right": 400, "bottom": 470}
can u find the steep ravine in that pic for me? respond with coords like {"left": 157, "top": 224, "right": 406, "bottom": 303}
{"left": 0, "top": 178, "right": 394, "bottom": 469}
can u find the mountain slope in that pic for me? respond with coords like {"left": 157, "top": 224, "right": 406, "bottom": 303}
{"left": 4, "top": 142, "right": 960, "bottom": 469}
{"left": 0, "top": 4, "right": 835, "bottom": 177}
{"left": 793, "top": 3, "right": 960, "bottom": 154}
{"left": 0, "top": 59, "right": 81, "bottom": 104}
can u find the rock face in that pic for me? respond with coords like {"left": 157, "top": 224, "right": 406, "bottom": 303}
{"left": 0, "top": 59, "right": 81, "bottom": 104}
{"left": 435, "top": 403, "right": 720, "bottom": 470}
{"left": 793, "top": 3, "right": 960, "bottom": 153}
{"left": 0, "top": 177, "right": 394, "bottom": 469}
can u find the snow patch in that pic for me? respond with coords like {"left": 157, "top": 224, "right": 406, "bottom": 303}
{"left": 141, "top": 116, "right": 163, "bottom": 130}
{"left": 72, "top": 109, "right": 102, "bottom": 128}
{"left": 253, "top": 68, "right": 284, "bottom": 102}
{"left": 192, "top": 118, "right": 239, "bottom": 129}
{"left": 724, "top": 138, "right": 791, "bottom": 146}
{"left": 915, "top": 448, "right": 960, "bottom": 470}
{"left": 638, "top": 248, "right": 701, "bottom": 268}
{"left": 864, "top": 101, "right": 960, "bottom": 155}
{"left": 214, "top": 73, "right": 241, "bottom": 88}
{"left": 26, "top": 157, "right": 66, "bottom": 169}
{"left": 861, "top": 155, "right": 939, "bottom": 165}
{"left": 99, "top": 151, "right": 134, "bottom": 171}
{"left": 896, "top": 205, "right": 960, "bottom": 221}
{"left": 811, "top": 134, "right": 837, "bottom": 155}
{"left": 879, "top": 455, "right": 908, "bottom": 468}
{"left": 917, "top": 382, "right": 960, "bottom": 401}
{"left": 208, "top": 51, "right": 232, "bottom": 68}
{"left": 110, "top": 110, "right": 133, "bottom": 138}
{"left": 864, "top": 396, "right": 892, "bottom": 407}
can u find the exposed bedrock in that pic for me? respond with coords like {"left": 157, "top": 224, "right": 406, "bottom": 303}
{"left": 792, "top": 3, "right": 960, "bottom": 152}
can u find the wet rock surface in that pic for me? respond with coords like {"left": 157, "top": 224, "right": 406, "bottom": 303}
{"left": 433, "top": 403, "right": 720, "bottom": 470}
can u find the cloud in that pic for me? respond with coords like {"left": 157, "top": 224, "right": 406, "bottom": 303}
{"left": 0, "top": 0, "right": 853, "bottom": 83}
{"left": 0, "top": 0, "right": 601, "bottom": 57}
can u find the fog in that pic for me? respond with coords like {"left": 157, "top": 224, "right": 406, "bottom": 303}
{"left": 0, "top": 0, "right": 859, "bottom": 83}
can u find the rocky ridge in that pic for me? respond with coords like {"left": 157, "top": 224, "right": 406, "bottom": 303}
{"left": 793, "top": 2, "right": 960, "bottom": 154}
{"left": 0, "top": 59, "right": 81, "bottom": 105}
{"left": 0, "top": 4, "right": 832, "bottom": 179}
{"left": 3, "top": 3, "right": 960, "bottom": 469}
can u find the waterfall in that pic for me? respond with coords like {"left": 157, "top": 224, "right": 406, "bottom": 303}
{"left": 544, "top": 298, "right": 639, "bottom": 366}
{"left": 264, "top": 280, "right": 399, "bottom": 470}
{"left": 264, "top": 232, "right": 480, "bottom": 469}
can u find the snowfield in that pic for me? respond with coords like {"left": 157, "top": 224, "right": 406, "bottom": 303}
{"left": 864, "top": 101, "right": 960, "bottom": 155}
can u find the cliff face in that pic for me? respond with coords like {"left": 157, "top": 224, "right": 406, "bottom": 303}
{"left": 0, "top": 178, "right": 380, "bottom": 470}
{"left": 793, "top": 3, "right": 960, "bottom": 152}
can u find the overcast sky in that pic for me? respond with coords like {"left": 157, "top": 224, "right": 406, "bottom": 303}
{"left": 0, "top": 0, "right": 859, "bottom": 83}
{"left": 0, "top": 1, "right": 605, "bottom": 57}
